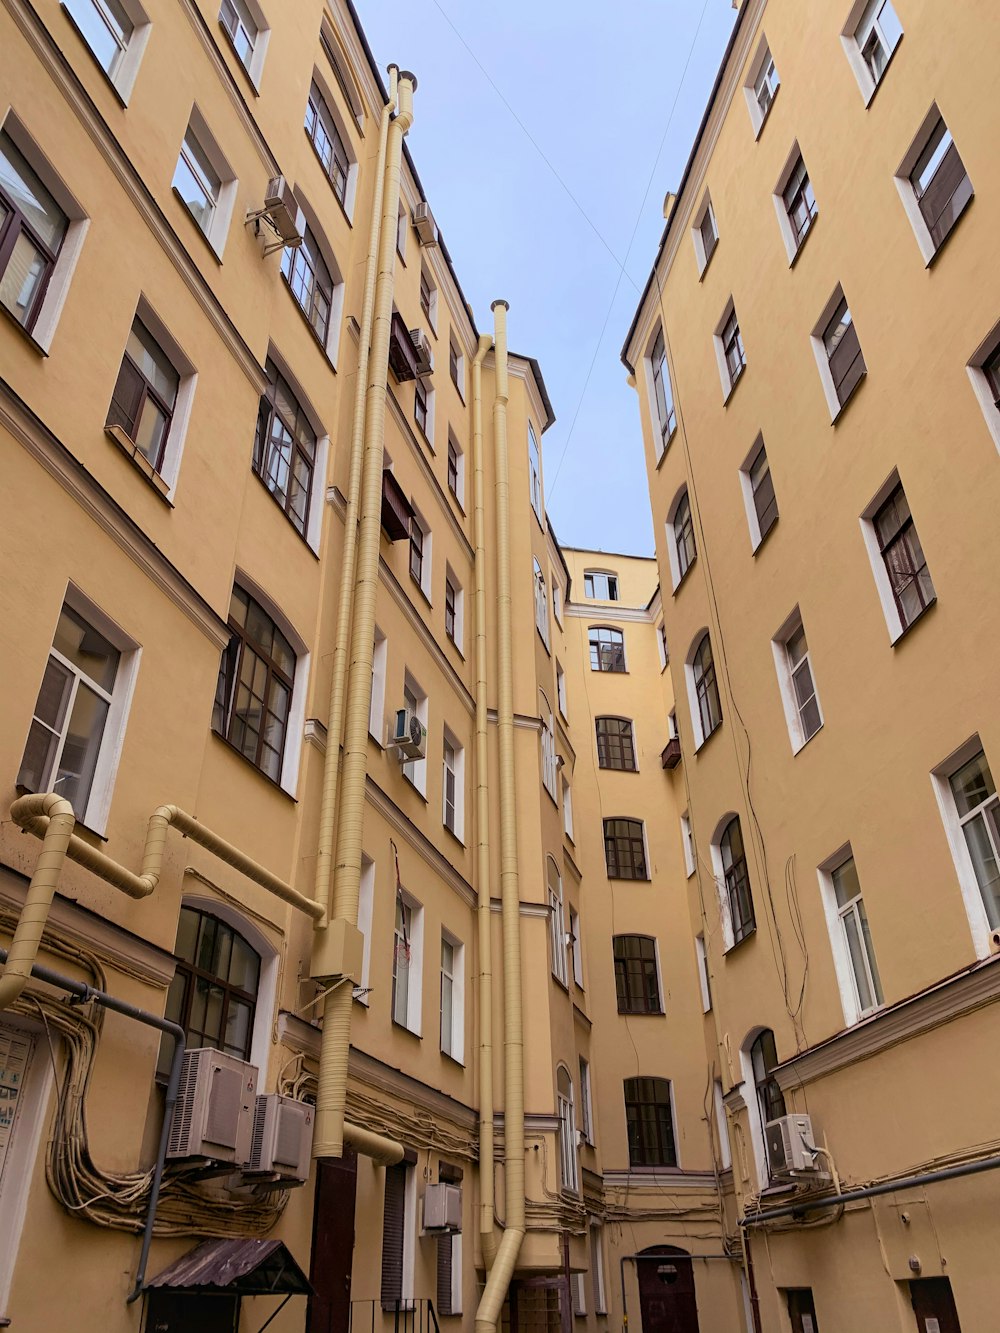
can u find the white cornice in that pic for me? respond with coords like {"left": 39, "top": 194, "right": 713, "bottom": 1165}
{"left": 1, "top": 387, "right": 230, "bottom": 649}
{"left": 5, "top": 0, "right": 268, "bottom": 397}
{"left": 489, "top": 899, "right": 550, "bottom": 919}
{"left": 486, "top": 709, "right": 542, "bottom": 732}
{"left": 775, "top": 955, "right": 1000, "bottom": 1091}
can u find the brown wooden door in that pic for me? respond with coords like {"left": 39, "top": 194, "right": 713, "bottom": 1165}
{"left": 909, "top": 1278, "right": 962, "bottom": 1333}
{"left": 637, "top": 1247, "right": 700, "bottom": 1333}
{"left": 307, "top": 1146, "right": 358, "bottom": 1333}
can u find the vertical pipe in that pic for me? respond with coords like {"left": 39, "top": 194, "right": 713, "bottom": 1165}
{"left": 312, "top": 68, "right": 398, "bottom": 917}
{"left": 313, "top": 72, "right": 416, "bottom": 1159}
{"left": 474, "top": 301, "right": 525, "bottom": 1333}
{"left": 471, "top": 331, "right": 498, "bottom": 1267}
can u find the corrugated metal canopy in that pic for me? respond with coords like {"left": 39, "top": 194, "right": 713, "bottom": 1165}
{"left": 147, "top": 1239, "right": 312, "bottom": 1295}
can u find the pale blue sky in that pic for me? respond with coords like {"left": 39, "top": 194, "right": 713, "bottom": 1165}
{"left": 361, "top": 1, "right": 737, "bottom": 555}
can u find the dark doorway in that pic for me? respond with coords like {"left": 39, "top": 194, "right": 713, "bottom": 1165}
{"left": 144, "top": 1291, "right": 239, "bottom": 1333}
{"left": 307, "top": 1145, "right": 359, "bottom": 1333}
{"left": 909, "top": 1278, "right": 962, "bottom": 1333}
{"left": 637, "top": 1246, "right": 700, "bottom": 1333}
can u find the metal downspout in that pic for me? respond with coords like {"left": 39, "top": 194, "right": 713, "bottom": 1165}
{"left": 311, "top": 67, "right": 397, "bottom": 923}
{"left": 474, "top": 300, "right": 525, "bottom": 1333}
{"left": 312, "top": 72, "right": 416, "bottom": 1162}
{"left": 471, "top": 330, "right": 498, "bottom": 1269}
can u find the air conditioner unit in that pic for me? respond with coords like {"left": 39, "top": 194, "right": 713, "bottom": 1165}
{"left": 423, "top": 1182, "right": 462, "bottom": 1232}
{"left": 246, "top": 1094, "right": 314, "bottom": 1185}
{"left": 413, "top": 201, "right": 439, "bottom": 247}
{"left": 392, "top": 708, "right": 427, "bottom": 760}
{"left": 167, "top": 1049, "right": 258, "bottom": 1165}
{"left": 410, "top": 328, "right": 433, "bottom": 378}
{"left": 765, "top": 1113, "right": 819, "bottom": 1177}
{"left": 263, "top": 175, "right": 303, "bottom": 244}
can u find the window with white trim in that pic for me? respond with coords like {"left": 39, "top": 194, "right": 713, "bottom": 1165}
{"left": 692, "top": 192, "right": 718, "bottom": 275}
{"left": 556, "top": 1066, "right": 579, "bottom": 1192}
{"left": 967, "top": 324, "right": 1000, "bottom": 455}
{"left": 681, "top": 813, "right": 695, "bottom": 877}
{"left": 401, "top": 673, "right": 428, "bottom": 794}
{"left": 744, "top": 38, "right": 779, "bottom": 136}
{"left": 714, "top": 299, "right": 746, "bottom": 398}
{"left": 771, "top": 611, "right": 823, "bottom": 752}
{"left": 369, "top": 626, "right": 387, "bottom": 740}
{"left": 578, "top": 1057, "right": 593, "bottom": 1142}
{"left": 657, "top": 622, "right": 669, "bottom": 669}
{"left": 842, "top": 0, "right": 903, "bottom": 102}
{"left": 540, "top": 694, "right": 558, "bottom": 799}
{"left": 561, "top": 777, "right": 574, "bottom": 841}
{"left": 0, "top": 119, "right": 88, "bottom": 350}
{"left": 711, "top": 816, "right": 756, "bottom": 948}
{"left": 569, "top": 908, "right": 583, "bottom": 989}
{"left": 649, "top": 327, "right": 676, "bottom": 457}
{"left": 172, "top": 113, "right": 236, "bottom": 256}
{"left": 819, "top": 850, "right": 884, "bottom": 1022}
{"left": 219, "top": 0, "right": 269, "bottom": 85}
{"left": 449, "top": 338, "right": 464, "bottom": 397}
{"left": 534, "top": 559, "right": 550, "bottom": 646}
{"left": 408, "top": 507, "right": 432, "bottom": 602}
{"left": 0, "top": 1016, "right": 52, "bottom": 1312}
{"left": 17, "top": 595, "right": 138, "bottom": 833}
{"left": 860, "top": 474, "right": 936, "bottom": 640}
{"left": 528, "top": 424, "right": 543, "bottom": 520}
{"left": 419, "top": 265, "right": 437, "bottom": 329}
{"left": 583, "top": 570, "right": 619, "bottom": 601}
{"left": 547, "top": 857, "right": 567, "bottom": 986}
{"left": 590, "top": 1223, "right": 607, "bottom": 1314}
{"left": 604, "top": 820, "right": 648, "bottom": 881}
{"left": 414, "top": 376, "right": 435, "bottom": 444}
{"left": 695, "top": 934, "right": 711, "bottom": 1012}
{"left": 739, "top": 436, "right": 778, "bottom": 551}
{"left": 283, "top": 224, "right": 334, "bottom": 346}
{"left": 812, "top": 288, "right": 866, "bottom": 417}
{"left": 391, "top": 890, "right": 423, "bottom": 1034}
{"left": 714, "top": 1078, "right": 732, "bottom": 1170}
{"left": 442, "top": 728, "right": 465, "bottom": 842}
{"left": 446, "top": 433, "right": 464, "bottom": 506}
{"left": 667, "top": 488, "right": 696, "bottom": 590}
{"left": 440, "top": 932, "right": 464, "bottom": 1062}
{"left": 945, "top": 748, "right": 1000, "bottom": 931}
{"left": 306, "top": 78, "right": 354, "bottom": 212}
{"left": 253, "top": 356, "right": 319, "bottom": 536}
{"left": 686, "top": 631, "right": 722, "bottom": 748}
{"left": 556, "top": 661, "right": 567, "bottom": 718}
{"left": 773, "top": 145, "right": 817, "bottom": 263}
{"left": 552, "top": 575, "right": 563, "bottom": 625}
{"left": 444, "top": 568, "right": 463, "bottom": 652}
{"left": 62, "top": 0, "right": 150, "bottom": 101}
{"left": 895, "top": 107, "right": 974, "bottom": 264}
{"left": 572, "top": 1272, "right": 586, "bottom": 1318}
{"left": 589, "top": 626, "right": 625, "bottom": 673}
{"left": 613, "top": 935, "right": 661, "bottom": 1014}
{"left": 356, "top": 854, "right": 374, "bottom": 1003}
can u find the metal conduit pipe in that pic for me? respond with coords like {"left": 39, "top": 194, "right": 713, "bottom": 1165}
{"left": 471, "top": 329, "right": 498, "bottom": 1269}
{"left": 0, "top": 793, "right": 323, "bottom": 1011}
{"left": 474, "top": 300, "right": 525, "bottom": 1333}
{"left": 311, "top": 66, "right": 398, "bottom": 919}
{"left": 0, "top": 947, "right": 186, "bottom": 1303}
{"left": 312, "top": 71, "right": 416, "bottom": 1163}
{"left": 740, "top": 1152, "right": 1000, "bottom": 1227}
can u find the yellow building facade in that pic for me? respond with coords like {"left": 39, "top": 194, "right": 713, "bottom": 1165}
{"left": 625, "top": 1, "right": 1000, "bottom": 1331}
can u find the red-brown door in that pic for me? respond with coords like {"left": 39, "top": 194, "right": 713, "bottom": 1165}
{"left": 637, "top": 1247, "right": 700, "bottom": 1333}
{"left": 909, "top": 1278, "right": 962, "bottom": 1333}
{"left": 307, "top": 1146, "right": 358, "bottom": 1333}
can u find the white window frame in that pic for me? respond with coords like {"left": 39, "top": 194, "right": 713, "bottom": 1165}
{"left": 534, "top": 560, "right": 550, "bottom": 647}
{"left": 61, "top": 0, "right": 151, "bottom": 103}
{"left": 967, "top": 320, "right": 1000, "bottom": 456}
{"left": 738, "top": 1030, "right": 772, "bottom": 1189}
{"left": 771, "top": 608, "right": 823, "bottom": 754}
{"left": 713, "top": 1078, "right": 732, "bottom": 1170}
{"left": 744, "top": 36, "right": 779, "bottom": 137}
{"left": 590, "top": 1222, "right": 607, "bottom": 1314}
{"left": 571, "top": 1272, "right": 586, "bottom": 1317}
{"left": 691, "top": 191, "right": 719, "bottom": 275}
{"left": 396, "top": 202, "right": 407, "bottom": 261}
{"left": 369, "top": 626, "right": 387, "bottom": 741}
{"left": 681, "top": 813, "right": 695, "bottom": 878}
{"left": 578, "top": 1056, "right": 593, "bottom": 1142}
{"left": 556, "top": 1067, "right": 579, "bottom": 1193}
{"left": 841, "top": 0, "right": 903, "bottom": 104}
{"left": 449, "top": 338, "right": 465, "bottom": 400}
{"left": 666, "top": 487, "right": 696, "bottom": 591}
{"left": 19, "top": 587, "right": 140, "bottom": 836}
{"left": 811, "top": 285, "right": 864, "bottom": 422}
{"left": 391, "top": 889, "right": 423, "bottom": 1035}
{"left": 583, "top": 570, "right": 619, "bottom": 601}
{"left": 552, "top": 575, "right": 563, "bottom": 625}
{"left": 817, "top": 844, "right": 884, "bottom": 1025}
{"left": 287, "top": 193, "right": 346, "bottom": 367}
{"left": 419, "top": 263, "right": 438, "bottom": 332}
{"left": 858, "top": 469, "right": 925, "bottom": 645}
{"left": 708, "top": 815, "right": 741, "bottom": 953}
{"left": 562, "top": 777, "right": 574, "bottom": 842}
{"left": 444, "top": 566, "right": 464, "bottom": 655}
{"left": 400, "top": 672, "right": 428, "bottom": 795}
{"left": 772, "top": 141, "right": 818, "bottom": 265}
{"left": 442, "top": 727, "right": 465, "bottom": 843}
{"left": 684, "top": 629, "right": 718, "bottom": 752}
{"left": 0, "top": 112, "right": 90, "bottom": 354}
{"left": 408, "top": 504, "right": 433, "bottom": 603}
{"left": 257, "top": 345, "right": 330, "bottom": 553}
{"left": 306, "top": 67, "right": 359, "bottom": 220}
{"left": 646, "top": 325, "right": 677, "bottom": 461}
{"left": 739, "top": 434, "right": 778, "bottom": 553}
{"left": 569, "top": 907, "right": 584, "bottom": 989}
{"left": 894, "top": 104, "right": 972, "bottom": 266}
{"left": 547, "top": 858, "right": 568, "bottom": 986}
{"left": 446, "top": 433, "right": 466, "bottom": 508}
{"left": 695, "top": 933, "right": 711, "bottom": 1012}
{"left": 657, "top": 621, "right": 668, "bottom": 670}
{"left": 556, "top": 661, "right": 567, "bottom": 718}
{"left": 218, "top": 0, "right": 270, "bottom": 88}
{"left": 173, "top": 109, "right": 237, "bottom": 259}
{"left": 540, "top": 698, "right": 558, "bottom": 801}
{"left": 931, "top": 736, "right": 1000, "bottom": 958}
{"left": 713, "top": 298, "right": 745, "bottom": 401}
{"left": 0, "top": 1017, "right": 54, "bottom": 1313}
{"left": 439, "top": 931, "right": 465, "bottom": 1063}
{"left": 355, "top": 854, "right": 375, "bottom": 1004}
{"left": 528, "top": 424, "right": 543, "bottom": 521}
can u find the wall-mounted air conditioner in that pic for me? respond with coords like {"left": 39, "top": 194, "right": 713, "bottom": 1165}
{"left": 166, "top": 1049, "right": 258, "bottom": 1165}
{"left": 246, "top": 1094, "right": 314, "bottom": 1185}
{"left": 423, "top": 1182, "right": 462, "bottom": 1232}
{"left": 263, "top": 175, "right": 303, "bottom": 244}
{"left": 410, "top": 329, "right": 433, "bottom": 378}
{"left": 392, "top": 708, "right": 427, "bottom": 760}
{"left": 765, "top": 1112, "right": 819, "bottom": 1176}
{"left": 413, "top": 201, "right": 439, "bottom": 248}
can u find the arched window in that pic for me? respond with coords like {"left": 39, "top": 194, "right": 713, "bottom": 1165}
{"left": 282, "top": 223, "right": 333, "bottom": 343}
{"left": 691, "top": 633, "right": 722, "bottom": 743}
{"left": 533, "top": 559, "right": 549, "bottom": 645}
{"left": 254, "top": 357, "right": 317, "bottom": 536}
{"left": 164, "top": 906, "right": 260, "bottom": 1060}
{"left": 624, "top": 1077, "right": 676, "bottom": 1167}
{"left": 589, "top": 626, "right": 625, "bottom": 673}
{"left": 604, "top": 818, "right": 648, "bottom": 881}
{"left": 720, "top": 818, "right": 756, "bottom": 944}
{"left": 672, "top": 491, "right": 696, "bottom": 583}
{"left": 547, "top": 857, "right": 567, "bottom": 985}
{"left": 557, "top": 1066, "right": 579, "bottom": 1191}
{"left": 750, "top": 1029, "right": 786, "bottom": 1128}
{"left": 596, "top": 716, "right": 636, "bottom": 771}
{"left": 613, "top": 935, "right": 661, "bottom": 1014}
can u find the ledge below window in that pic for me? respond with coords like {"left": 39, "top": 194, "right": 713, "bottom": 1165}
{"left": 105, "top": 425, "right": 172, "bottom": 501}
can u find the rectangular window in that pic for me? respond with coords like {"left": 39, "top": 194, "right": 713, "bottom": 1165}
{"left": 440, "top": 933, "right": 464, "bottom": 1061}
{"left": 785, "top": 1288, "right": 819, "bottom": 1333}
{"left": 910, "top": 117, "right": 973, "bottom": 253}
{"left": 369, "top": 627, "right": 387, "bottom": 740}
{"left": 908, "top": 1278, "right": 961, "bottom": 1333}
{"left": 783, "top": 155, "right": 817, "bottom": 249}
{"left": 596, "top": 717, "right": 636, "bottom": 771}
{"left": 570, "top": 909, "right": 583, "bottom": 989}
{"left": 572, "top": 1272, "right": 586, "bottom": 1317}
{"left": 414, "top": 378, "right": 428, "bottom": 435}
{"left": 604, "top": 819, "right": 648, "bottom": 881}
{"left": 528, "top": 425, "right": 542, "bottom": 519}
{"left": 442, "top": 731, "right": 464, "bottom": 840}
{"left": 106, "top": 318, "right": 179, "bottom": 474}
{"left": 873, "top": 483, "right": 935, "bottom": 631}
{"left": 401, "top": 675, "right": 428, "bottom": 792}
{"left": 556, "top": 662, "right": 567, "bottom": 717}
{"left": 584, "top": 571, "right": 619, "bottom": 600}
{"left": 446, "top": 436, "right": 462, "bottom": 502}
{"left": 305, "top": 81, "right": 349, "bottom": 206}
{"left": 0, "top": 131, "right": 68, "bottom": 333}
{"left": 436, "top": 1232, "right": 462, "bottom": 1316}
{"left": 985, "top": 345, "right": 1000, "bottom": 413}
{"left": 681, "top": 813, "right": 695, "bottom": 878}
{"left": 219, "top": 0, "right": 258, "bottom": 71}
{"left": 419, "top": 267, "right": 432, "bottom": 321}
{"left": 17, "top": 602, "right": 126, "bottom": 826}
{"left": 561, "top": 777, "right": 574, "bottom": 841}
{"left": 449, "top": 339, "right": 461, "bottom": 389}
{"left": 853, "top": 0, "right": 903, "bottom": 92}
{"left": 948, "top": 750, "right": 1000, "bottom": 929}
{"left": 699, "top": 202, "right": 718, "bottom": 264}
{"left": 695, "top": 934, "right": 711, "bottom": 1012}
{"left": 356, "top": 854, "right": 374, "bottom": 1002}
{"left": 282, "top": 225, "right": 333, "bottom": 347}
{"left": 409, "top": 519, "right": 424, "bottom": 587}
{"left": 744, "top": 38, "right": 779, "bottom": 134}
{"left": 578, "top": 1057, "right": 592, "bottom": 1141}
{"left": 590, "top": 1225, "right": 607, "bottom": 1314}
{"left": 541, "top": 712, "right": 558, "bottom": 799}
{"left": 714, "top": 1078, "right": 731, "bottom": 1170}
{"left": 716, "top": 304, "right": 746, "bottom": 395}
{"left": 650, "top": 328, "right": 676, "bottom": 453}
{"left": 624, "top": 1077, "right": 676, "bottom": 1168}
{"left": 391, "top": 895, "right": 422, "bottom": 1034}
{"left": 173, "top": 128, "right": 221, "bottom": 237}
{"left": 613, "top": 936, "right": 661, "bottom": 1014}
{"left": 63, "top": 0, "right": 134, "bottom": 79}
{"left": 548, "top": 868, "right": 568, "bottom": 987}
{"left": 444, "top": 578, "right": 457, "bottom": 644}
{"left": 772, "top": 614, "right": 823, "bottom": 751}
{"left": 823, "top": 297, "right": 865, "bottom": 407}
{"left": 380, "top": 1160, "right": 409, "bottom": 1308}
{"left": 832, "top": 856, "right": 883, "bottom": 1015}
{"left": 253, "top": 358, "right": 317, "bottom": 535}
{"left": 742, "top": 439, "right": 778, "bottom": 547}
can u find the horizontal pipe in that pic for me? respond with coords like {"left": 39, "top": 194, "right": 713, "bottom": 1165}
{"left": 740, "top": 1153, "right": 1000, "bottom": 1227}
{"left": 343, "top": 1121, "right": 404, "bottom": 1165}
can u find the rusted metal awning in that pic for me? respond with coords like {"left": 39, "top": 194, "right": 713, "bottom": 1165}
{"left": 146, "top": 1239, "right": 312, "bottom": 1296}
